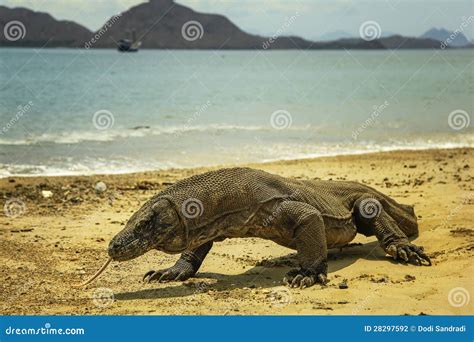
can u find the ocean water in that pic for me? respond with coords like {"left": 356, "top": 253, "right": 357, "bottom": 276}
{"left": 0, "top": 48, "right": 472, "bottom": 177}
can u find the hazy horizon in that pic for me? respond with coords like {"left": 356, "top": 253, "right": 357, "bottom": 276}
{"left": 0, "top": 0, "right": 472, "bottom": 41}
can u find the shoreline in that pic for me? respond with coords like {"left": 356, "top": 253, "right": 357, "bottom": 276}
{"left": 1, "top": 145, "right": 473, "bottom": 180}
{"left": 1, "top": 147, "right": 472, "bottom": 315}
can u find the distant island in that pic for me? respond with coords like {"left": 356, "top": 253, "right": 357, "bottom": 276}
{"left": 0, "top": 0, "right": 472, "bottom": 50}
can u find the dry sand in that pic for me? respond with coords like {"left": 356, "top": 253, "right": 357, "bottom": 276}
{"left": 0, "top": 148, "right": 472, "bottom": 315}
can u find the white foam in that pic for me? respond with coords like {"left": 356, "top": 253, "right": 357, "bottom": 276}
{"left": 0, "top": 124, "right": 321, "bottom": 145}
{"left": 1, "top": 138, "right": 472, "bottom": 178}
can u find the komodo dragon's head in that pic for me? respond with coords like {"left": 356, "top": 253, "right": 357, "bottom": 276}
{"left": 74, "top": 198, "right": 189, "bottom": 287}
{"left": 108, "top": 198, "right": 188, "bottom": 261}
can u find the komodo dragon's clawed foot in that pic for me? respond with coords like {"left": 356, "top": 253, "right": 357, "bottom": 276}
{"left": 386, "top": 242, "right": 431, "bottom": 266}
{"left": 143, "top": 259, "right": 196, "bottom": 283}
{"left": 283, "top": 268, "right": 327, "bottom": 289}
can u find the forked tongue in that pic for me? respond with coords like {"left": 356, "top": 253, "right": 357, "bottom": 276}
{"left": 73, "top": 258, "right": 112, "bottom": 287}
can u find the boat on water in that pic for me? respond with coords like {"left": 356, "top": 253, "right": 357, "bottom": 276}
{"left": 117, "top": 30, "right": 142, "bottom": 52}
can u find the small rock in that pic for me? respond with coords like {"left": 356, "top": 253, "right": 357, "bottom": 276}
{"left": 338, "top": 279, "right": 348, "bottom": 289}
{"left": 95, "top": 181, "right": 107, "bottom": 192}
{"left": 41, "top": 190, "right": 53, "bottom": 198}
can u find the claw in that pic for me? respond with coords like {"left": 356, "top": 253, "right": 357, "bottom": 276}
{"left": 317, "top": 273, "right": 328, "bottom": 285}
{"left": 284, "top": 268, "right": 326, "bottom": 289}
{"left": 158, "top": 270, "right": 172, "bottom": 282}
{"left": 408, "top": 251, "right": 422, "bottom": 265}
{"left": 300, "top": 276, "right": 315, "bottom": 289}
{"left": 418, "top": 252, "right": 432, "bottom": 266}
{"left": 399, "top": 249, "right": 409, "bottom": 262}
{"left": 291, "top": 274, "right": 304, "bottom": 288}
{"left": 386, "top": 243, "right": 432, "bottom": 266}
{"left": 143, "top": 270, "right": 155, "bottom": 282}
{"left": 149, "top": 271, "right": 164, "bottom": 283}
{"left": 387, "top": 244, "right": 398, "bottom": 259}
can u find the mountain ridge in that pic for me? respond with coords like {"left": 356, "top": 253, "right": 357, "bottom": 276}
{"left": 421, "top": 27, "right": 470, "bottom": 47}
{"left": 0, "top": 5, "right": 92, "bottom": 47}
{"left": 0, "top": 1, "right": 466, "bottom": 50}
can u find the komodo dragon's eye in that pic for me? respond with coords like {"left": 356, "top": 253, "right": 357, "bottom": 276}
{"left": 152, "top": 199, "right": 177, "bottom": 228}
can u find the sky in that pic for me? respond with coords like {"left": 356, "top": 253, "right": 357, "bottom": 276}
{"left": 1, "top": 0, "right": 473, "bottom": 40}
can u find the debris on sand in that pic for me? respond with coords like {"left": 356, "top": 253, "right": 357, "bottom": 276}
{"left": 450, "top": 228, "right": 474, "bottom": 237}
{"left": 41, "top": 190, "right": 53, "bottom": 198}
{"left": 94, "top": 181, "right": 107, "bottom": 192}
{"left": 338, "top": 279, "right": 349, "bottom": 289}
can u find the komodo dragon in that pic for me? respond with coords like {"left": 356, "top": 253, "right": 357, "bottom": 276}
{"left": 106, "top": 167, "right": 431, "bottom": 289}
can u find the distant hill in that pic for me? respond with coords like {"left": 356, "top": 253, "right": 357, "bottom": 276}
{"left": 378, "top": 35, "right": 443, "bottom": 49}
{"left": 317, "top": 30, "right": 398, "bottom": 42}
{"left": 0, "top": 1, "right": 466, "bottom": 50}
{"left": 0, "top": 5, "right": 92, "bottom": 47}
{"left": 421, "top": 28, "right": 470, "bottom": 47}
{"left": 91, "top": 0, "right": 315, "bottom": 49}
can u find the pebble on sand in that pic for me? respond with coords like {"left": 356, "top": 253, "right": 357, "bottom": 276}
{"left": 94, "top": 181, "right": 107, "bottom": 192}
{"left": 41, "top": 190, "right": 53, "bottom": 198}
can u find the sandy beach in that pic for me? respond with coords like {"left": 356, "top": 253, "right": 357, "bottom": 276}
{"left": 0, "top": 148, "right": 472, "bottom": 315}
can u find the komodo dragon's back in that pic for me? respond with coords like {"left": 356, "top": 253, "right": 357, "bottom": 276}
{"left": 156, "top": 167, "right": 393, "bottom": 225}
{"left": 157, "top": 167, "right": 300, "bottom": 225}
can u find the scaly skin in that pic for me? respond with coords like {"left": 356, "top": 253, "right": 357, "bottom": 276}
{"left": 108, "top": 167, "right": 431, "bottom": 289}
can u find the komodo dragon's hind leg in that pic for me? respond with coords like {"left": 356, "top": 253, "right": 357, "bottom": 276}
{"left": 144, "top": 241, "right": 213, "bottom": 282}
{"left": 353, "top": 197, "right": 431, "bottom": 266}
{"left": 277, "top": 201, "right": 328, "bottom": 289}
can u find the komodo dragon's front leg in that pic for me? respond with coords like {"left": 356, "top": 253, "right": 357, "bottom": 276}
{"left": 278, "top": 201, "right": 328, "bottom": 289}
{"left": 354, "top": 197, "right": 431, "bottom": 266}
{"left": 144, "top": 241, "right": 213, "bottom": 282}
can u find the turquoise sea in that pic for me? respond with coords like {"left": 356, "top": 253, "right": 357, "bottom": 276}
{"left": 0, "top": 48, "right": 472, "bottom": 177}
